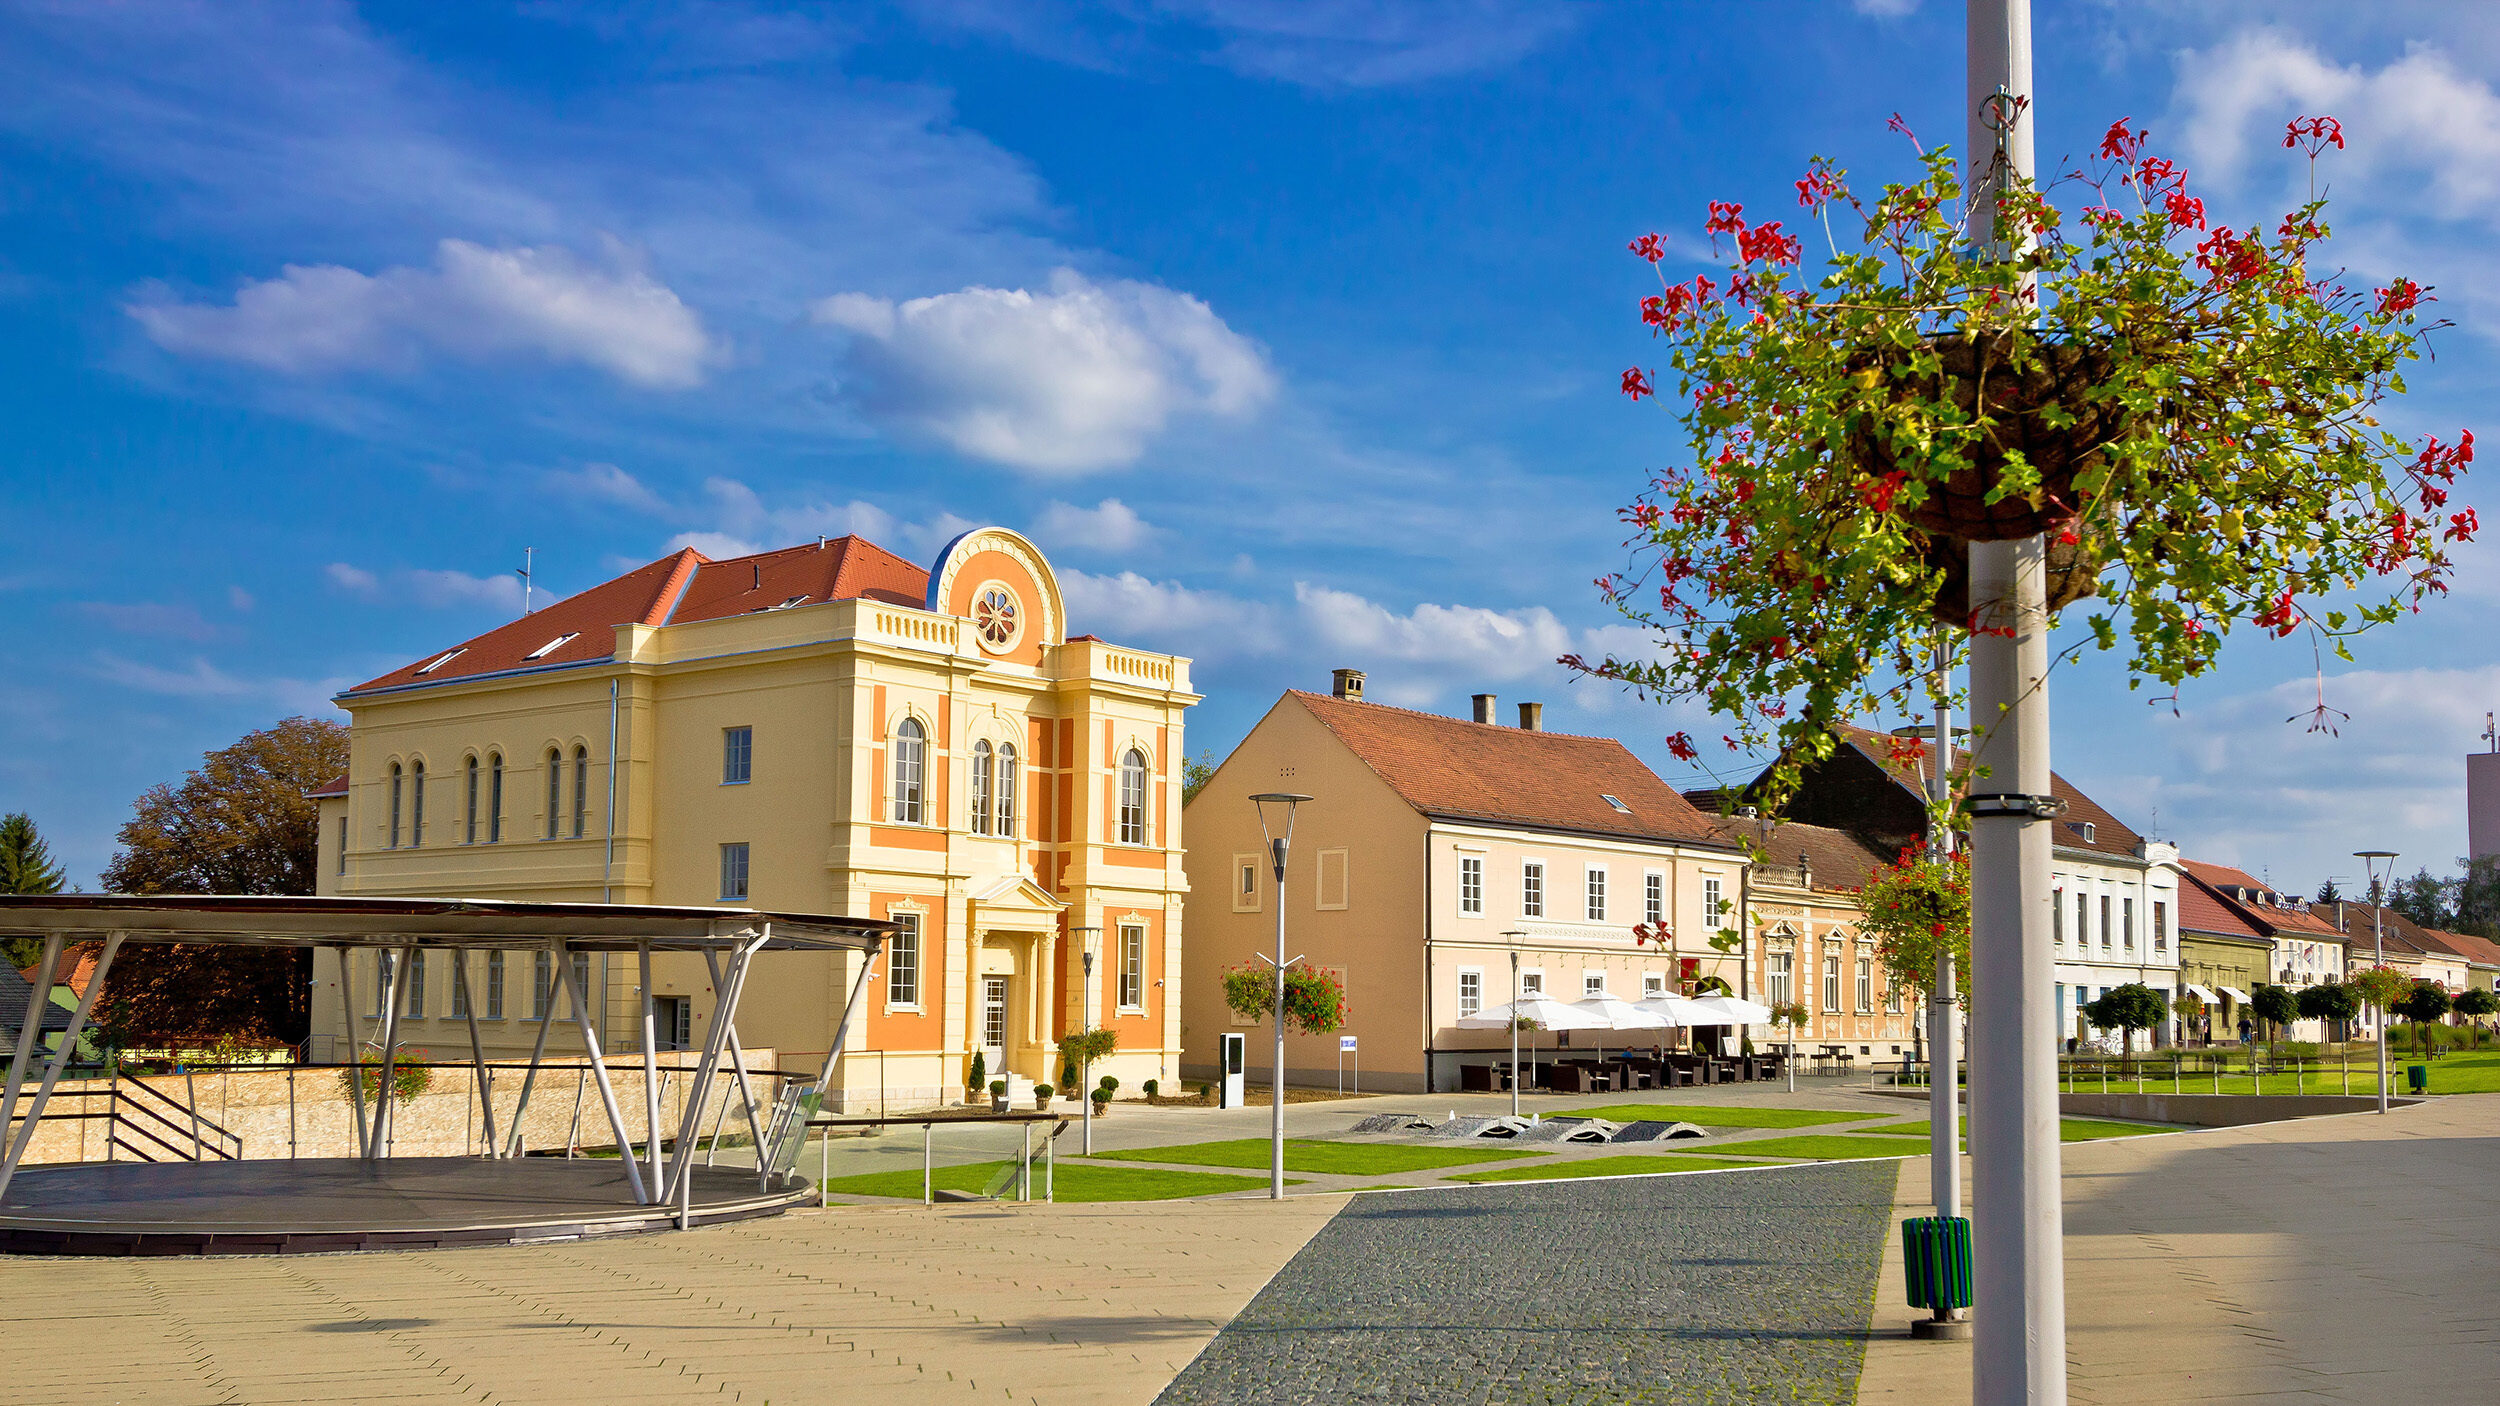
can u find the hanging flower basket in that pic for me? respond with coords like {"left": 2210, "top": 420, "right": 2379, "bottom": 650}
{"left": 1848, "top": 332, "right": 2136, "bottom": 543}
{"left": 1577, "top": 113, "right": 2475, "bottom": 807}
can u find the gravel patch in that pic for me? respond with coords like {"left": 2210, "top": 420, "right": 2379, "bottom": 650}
{"left": 1608, "top": 1120, "right": 1708, "bottom": 1144}
{"left": 1156, "top": 1159, "right": 1894, "bottom": 1405}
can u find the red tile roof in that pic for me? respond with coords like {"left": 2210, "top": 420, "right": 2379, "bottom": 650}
{"left": 344, "top": 536, "right": 931, "bottom": 695}
{"left": 18, "top": 942, "right": 102, "bottom": 1001}
{"left": 2429, "top": 928, "right": 2500, "bottom": 968}
{"left": 1708, "top": 815, "right": 1889, "bottom": 891}
{"left": 307, "top": 773, "right": 349, "bottom": 799}
{"left": 1290, "top": 692, "right": 1729, "bottom": 846}
{"left": 2177, "top": 870, "right": 2266, "bottom": 941}
{"left": 1829, "top": 723, "right": 2147, "bottom": 860}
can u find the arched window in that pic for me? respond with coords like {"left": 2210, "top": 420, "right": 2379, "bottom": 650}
{"left": 464, "top": 756, "right": 480, "bottom": 844}
{"left": 487, "top": 753, "right": 503, "bottom": 843}
{"left": 571, "top": 745, "right": 589, "bottom": 839}
{"left": 1117, "top": 748, "right": 1148, "bottom": 845}
{"left": 891, "top": 718, "right": 925, "bottom": 824}
{"left": 409, "top": 760, "right": 426, "bottom": 846}
{"left": 996, "top": 744, "right": 1019, "bottom": 838}
{"left": 545, "top": 749, "right": 562, "bottom": 839}
{"left": 388, "top": 763, "right": 404, "bottom": 849}
{"left": 970, "top": 740, "right": 994, "bottom": 835}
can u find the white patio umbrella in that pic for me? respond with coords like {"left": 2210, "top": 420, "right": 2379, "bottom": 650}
{"left": 1458, "top": 998, "right": 1607, "bottom": 1104}
{"left": 1686, "top": 994, "right": 1775, "bottom": 1026}
{"left": 1568, "top": 996, "right": 1671, "bottom": 1078}
{"left": 1634, "top": 993, "right": 1711, "bottom": 1026}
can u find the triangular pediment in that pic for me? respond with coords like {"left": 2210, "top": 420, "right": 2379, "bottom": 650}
{"left": 969, "top": 875, "right": 1066, "bottom": 932}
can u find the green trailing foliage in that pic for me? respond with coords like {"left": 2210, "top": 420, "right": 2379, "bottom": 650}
{"left": 1220, "top": 963, "right": 1347, "bottom": 1035}
{"left": 1578, "top": 114, "right": 2474, "bottom": 810}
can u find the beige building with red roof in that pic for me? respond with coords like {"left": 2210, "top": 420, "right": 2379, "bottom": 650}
{"left": 311, "top": 527, "right": 1197, "bottom": 1108}
{"left": 1764, "top": 723, "right": 2185, "bottom": 1052}
{"left": 1713, "top": 815, "right": 1917, "bottom": 1062}
{"left": 1181, "top": 675, "right": 1750, "bottom": 1093}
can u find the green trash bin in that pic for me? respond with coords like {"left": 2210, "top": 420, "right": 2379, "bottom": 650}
{"left": 2407, "top": 1064, "right": 2428, "bottom": 1093}
{"left": 1902, "top": 1216, "right": 1973, "bottom": 1312}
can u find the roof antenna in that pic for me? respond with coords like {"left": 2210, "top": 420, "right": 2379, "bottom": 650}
{"left": 2484, "top": 711, "right": 2496, "bottom": 754}
{"left": 514, "top": 547, "right": 535, "bottom": 616}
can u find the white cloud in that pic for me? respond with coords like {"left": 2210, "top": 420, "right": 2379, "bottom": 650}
{"left": 2123, "top": 662, "right": 2499, "bottom": 891}
{"left": 326, "top": 560, "right": 522, "bottom": 612}
{"left": 659, "top": 478, "right": 974, "bottom": 564}
{"left": 227, "top": 585, "right": 255, "bottom": 612}
{"left": 813, "top": 269, "right": 1274, "bottom": 472}
{"left": 545, "top": 462, "right": 671, "bottom": 515}
{"left": 404, "top": 569, "right": 523, "bottom": 611}
{"left": 2172, "top": 32, "right": 2500, "bottom": 218}
{"left": 1061, "top": 569, "right": 1281, "bottom": 661}
{"left": 1033, "top": 498, "right": 1154, "bottom": 554}
{"left": 91, "top": 652, "right": 347, "bottom": 716}
{"left": 129, "top": 239, "right": 717, "bottom": 388}
{"left": 1850, "top": 0, "right": 1918, "bottom": 17}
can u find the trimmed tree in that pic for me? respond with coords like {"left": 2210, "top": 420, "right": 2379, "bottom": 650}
{"left": 2081, "top": 982, "right": 2166, "bottom": 1062}
{"left": 2296, "top": 982, "right": 2360, "bottom": 1042}
{"left": 2251, "top": 983, "right": 2300, "bottom": 1047}
{"left": 2453, "top": 986, "right": 2498, "bottom": 1030}
{"left": 2392, "top": 980, "right": 2453, "bottom": 1058}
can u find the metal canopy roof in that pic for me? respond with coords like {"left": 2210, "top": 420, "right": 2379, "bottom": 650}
{"left": 0, "top": 895, "right": 893, "bottom": 952}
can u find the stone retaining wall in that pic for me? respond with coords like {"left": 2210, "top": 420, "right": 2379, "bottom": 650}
{"left": 15, "top": 1050, "right": 778, "bottom": 1165}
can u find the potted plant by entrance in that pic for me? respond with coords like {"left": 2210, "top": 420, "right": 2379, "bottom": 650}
{"left": 989, "top": 1078, "right": 1010, "bottom": 1113}
{"left": 1033, "top": 1082, "right": 1056, "bottom": 1110}
{"left": 1576, "top": 113, "right": 2474, "bottom": 811}
{"left": 1090, "top": 1081, "right": 1112, "bottom": 1118}
{"left": 965, "top": 1050, "right": 987, "bottom": 1107}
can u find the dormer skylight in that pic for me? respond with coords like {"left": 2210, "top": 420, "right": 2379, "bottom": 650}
{"left": 524, "top": 633, "right": 578, "bottom": 661}
{"left": 413, "top": 647, "right": 466, "bottom": 676}
{"left": 1601, "top": 794, "right": 1632, "bottom": 814}
{"left": 771, "top": 594, "right": 809, "bottom": 610}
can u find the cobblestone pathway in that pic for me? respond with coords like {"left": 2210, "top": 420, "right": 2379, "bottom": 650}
{"left": 1157, "top": 1161, "right": 1894, "bottom": 1406}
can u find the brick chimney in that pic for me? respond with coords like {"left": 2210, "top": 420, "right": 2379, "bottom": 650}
{"left": 1517, "top": 702, "right": 1543, "bottom": 731}
{"left": 1472, "top": 693, "right": 1497, "bottom": 724}
{"left": 1332, "top": 668, "right": 1366, "bottom": 701}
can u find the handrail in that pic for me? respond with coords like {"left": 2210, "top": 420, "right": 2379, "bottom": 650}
{"left": 119, "top": 1076, "right": 243, "bottom": 1160}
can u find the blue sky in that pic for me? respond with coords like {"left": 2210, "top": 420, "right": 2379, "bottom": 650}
{"left": 6, "top": 0, "right": 2500, "bottom": 895}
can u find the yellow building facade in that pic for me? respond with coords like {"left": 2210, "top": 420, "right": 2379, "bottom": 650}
{"left": 312, "top": 527, "right": 1196, "bottom": 1109}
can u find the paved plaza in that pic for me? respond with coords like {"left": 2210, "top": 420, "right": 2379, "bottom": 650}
{"left": 0, "top": 1088, "right": 2489, "bottom": 1405}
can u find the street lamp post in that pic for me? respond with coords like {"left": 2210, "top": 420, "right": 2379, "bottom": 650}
{"left": 1502, "top": 933, "right": 1528, "bottom": 1119}
{"left": 1072, "top": 926, "right": 1101, "bottom": 1154}
{"left": 2356, "top": 851, "right": 2397, "bottom": 1113}
{"left": 1251, "top": 792, "right": 1313, "bottom": 1201}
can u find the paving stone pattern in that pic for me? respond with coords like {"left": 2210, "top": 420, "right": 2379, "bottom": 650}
{"left": 1157, "top": 1160, "right": 1895, "bottom": 1406}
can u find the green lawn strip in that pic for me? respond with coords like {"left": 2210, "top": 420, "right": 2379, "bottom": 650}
{"left": 1449, "top": 1154, "right": 1788, "bottom": 1183}
{"left": 818, "top": 1159, "right": 1288, "bottom": 1202}
{"left": 2056, "top": 1117, "right": 2169, "bottom": 1141}
{"left": 1707, "top": 1134, "right": 1941, "bottom": 1161}
{"left": 2065, "top": 1049, "right": 2500, "bottom": 1096}
{"left": 1089, "top": 1137, "right": 1543, "bottom": 1174}
{"left": 1576, "top": 1104, "right": 1877, "bottom": 1129}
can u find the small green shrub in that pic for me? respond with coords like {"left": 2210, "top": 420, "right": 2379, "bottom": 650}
{"left": 1034, "top": 1083, "right": 1055, "bottom": 1101}
{"left": 1143, "top": 1078, "right": 1160, "bottom": 1099}
{"left": 1098, "top": 1074, "right": 1118, "bottom": 1094}
{"left": 989, "top": 1079, "right": 1008, "bottom": 1097}
{"left": 1091, "top": 1087, "right": 1111, "bottom": 1105}
{"left": 967, "top": 1050, "right": 987, "bottom": 1092}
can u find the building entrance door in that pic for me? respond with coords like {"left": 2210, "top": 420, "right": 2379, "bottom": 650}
{"left": 980, "top": 975, "right": 1010, "bottom": 1069}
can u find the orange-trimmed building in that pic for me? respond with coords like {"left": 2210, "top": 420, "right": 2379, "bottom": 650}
{"left": 310, "top": 527, "right": 1197, "bottom": 1108}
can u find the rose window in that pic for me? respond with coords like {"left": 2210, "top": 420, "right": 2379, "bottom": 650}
{"left": 974, "top": 587, "right": 1019, "bottom": 647}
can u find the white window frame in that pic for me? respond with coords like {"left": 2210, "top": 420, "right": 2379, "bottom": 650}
{"left": 886, "top": 910, "right": 923, "bottom": 1009}
{"left": 1117, "top": 748, "right": 1150, "bottom": 845}
{"left": 1642, "top": 972, "right": 1667, "bottom": 999}
{"left": 1822, "top": 953, "right": 1842, "bottom": 1013}
{"left": 1585, "top": 866, "right": 1607, "bottom": 923}
{"left": 1519, "top": 968, "right": 1545, "bottom": 997}
{"left": 1644, "top": 871, "right": 1665, "bottom": 927}
{"left": 1118, "top": 922, "right": 1148, "bottom": 1011}
{"left": 1583, "top": 970, "right": 1606, "bottom": 998}
{"left": 1233, "top": 853, "right": 1262, "bottom": 913}
{"left": 1768, "top": 950, "right": 1794, "bottom": 1007}
{"left": 995, "top": 743, "right": 1019, "bottom": 838}
{"left": 890, "top": 718, "right": 926, "bottom": 824}
{"left": 2153, "top": 898, "right": 2169, "bottom": 953}
{"left": 970, "top": 739, "right": 994, "bottom": 835}
{"left": 2123, "top": 896, "right": 2136, "bottom": 952}
{"left": 1459, "top": 855, "right": 1484, "bottom": 915}
{"left": 1522, "top": 861, "right": 1545, "bottom": 919}
{"left": 1457, "top": 968, "right": 1483, "bottom": 1018}
{"left": 1702, "top": 875, "right": 1724, "bottom": 931}
{"left": 1856, "top": 956, "right": 1873, "bottom": 1013}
